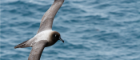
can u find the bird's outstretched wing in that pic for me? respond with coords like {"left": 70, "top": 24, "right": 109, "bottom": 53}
{"left": 37, "top": 0, "right": 64, "bottom": 33}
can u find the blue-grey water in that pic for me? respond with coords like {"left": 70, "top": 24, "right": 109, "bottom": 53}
{"left": 1, "top": 0, "right": 140, "bottom": 60}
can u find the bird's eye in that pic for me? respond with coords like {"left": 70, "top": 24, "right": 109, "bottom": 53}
{"left": 54, "top": 34, "right": 59, "bottom": 38}
{"left": 55, "top": 34, "right": 57, "bottom": 37}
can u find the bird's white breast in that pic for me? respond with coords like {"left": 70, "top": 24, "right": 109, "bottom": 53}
{"left": 34, "top": 30, "right": 53, "bottom": 42}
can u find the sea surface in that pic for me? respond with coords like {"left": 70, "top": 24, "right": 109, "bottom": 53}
{"left": 1, "top": 0, "right": 140, "bottom": 60}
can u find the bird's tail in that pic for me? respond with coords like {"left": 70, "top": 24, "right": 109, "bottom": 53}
{"left": 14, "top": 40, "right": 29, "bottom": 49}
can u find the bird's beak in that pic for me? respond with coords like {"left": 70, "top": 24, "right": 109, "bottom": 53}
{"left": 59, "top": 37, "right": 64, "bottom": 43}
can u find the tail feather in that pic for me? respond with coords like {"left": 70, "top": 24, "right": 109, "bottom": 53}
{"left": 14, "top": 40, "right": 29, "bottom": 49}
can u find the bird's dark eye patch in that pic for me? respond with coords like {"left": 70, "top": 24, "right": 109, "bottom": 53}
{"left": 55, "top": 34, "right": 57, "bottom": 37}
{"left": 54, "top": 34, "right": 58, "bottom": 38}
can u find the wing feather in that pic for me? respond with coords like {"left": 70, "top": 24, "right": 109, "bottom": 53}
{"left": 37, "top": 0, "right": 64, "bottom": 33}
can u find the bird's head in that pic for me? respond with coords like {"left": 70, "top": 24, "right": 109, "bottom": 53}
{"left": 50, "top": 31, "right": 64, "bottom": 43}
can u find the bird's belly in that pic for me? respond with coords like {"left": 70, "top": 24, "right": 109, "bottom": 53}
{"left": 45, "top": 41, "right": 57, "bottom": 47}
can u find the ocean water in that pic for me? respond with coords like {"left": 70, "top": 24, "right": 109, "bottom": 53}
{"left": 1, "top": 0, "right": 140, "bottom": 60}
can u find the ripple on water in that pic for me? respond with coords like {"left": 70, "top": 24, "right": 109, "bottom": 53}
{"left": 1, "top": 0, "right": 140, "bottom": 60}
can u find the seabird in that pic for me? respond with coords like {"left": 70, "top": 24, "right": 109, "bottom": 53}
{"left": 14, "top": 0, "right": 64, "bottom": 49}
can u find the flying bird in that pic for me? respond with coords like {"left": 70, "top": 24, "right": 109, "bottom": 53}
{"left": 15, "top": 0, "right": 64, "bottom": 49}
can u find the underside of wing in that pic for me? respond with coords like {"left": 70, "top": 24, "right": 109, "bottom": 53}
{"left": 37, "top": 0, "right": 64, "bottom": 33}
